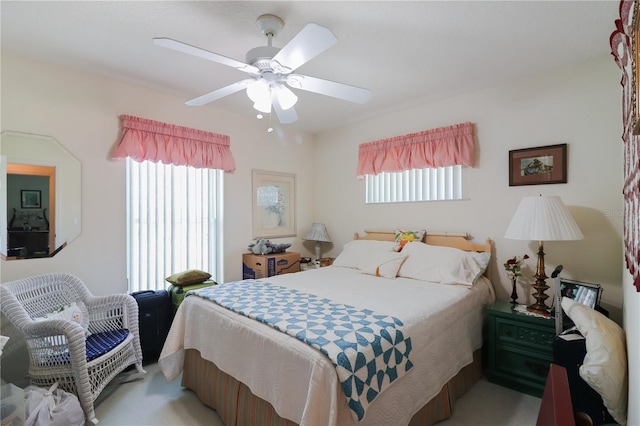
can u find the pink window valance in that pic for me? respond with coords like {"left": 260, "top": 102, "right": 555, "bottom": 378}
{"left": 112, "top": 115, "right": 236, "bottom": 171}
{"left": 356, "top": 122, "right": 475, "bottom": 179}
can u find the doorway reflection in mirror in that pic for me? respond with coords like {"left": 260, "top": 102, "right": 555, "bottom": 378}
{"left": 1, "top": 131, "right": 81, "bottom": 260}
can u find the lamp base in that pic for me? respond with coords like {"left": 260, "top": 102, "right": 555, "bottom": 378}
{"left": 526, "top": 302, "right": 550, "bottom": 315}
{"left": 527, "top": 240, "right": 550, "bottom": 315}
{"left": 526, "top": 274, "right": 551, "bottom": 315}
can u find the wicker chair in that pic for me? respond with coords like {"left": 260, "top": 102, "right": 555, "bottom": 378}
{"left": 0, "top": 273, "right": 146, "bottom": 424}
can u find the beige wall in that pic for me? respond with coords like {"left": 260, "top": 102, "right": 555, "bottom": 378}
{"left": 0, "top": 53, "right": 317, "bottom": 292}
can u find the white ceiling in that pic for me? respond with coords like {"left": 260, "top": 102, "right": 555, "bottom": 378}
{"left": 1, "top": 1, "right": 618, "bottom": 134}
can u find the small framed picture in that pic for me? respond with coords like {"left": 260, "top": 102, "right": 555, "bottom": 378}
{"left": 559, "top": 279, "right": 602, "bottom": 310}
{"left": 508, "top": 143, "right": 567, "bottom": 186}
{"left": 21, "top": 190, "right": 42, "bottom": 209}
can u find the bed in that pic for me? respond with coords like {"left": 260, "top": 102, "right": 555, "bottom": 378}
{"left": 159, "top": 230, "right": 495, "bottom": 425}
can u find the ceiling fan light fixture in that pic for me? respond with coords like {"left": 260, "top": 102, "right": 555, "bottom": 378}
{"left": 155, "top": 14, "right": 371, "bottom": 126}
{"left": 247, "top": 79, "right": 272, "bottom": 112}
{"left": 246, "top": 79, "right": 269, "bottom": 102}
{"left": 253, "top": 100, "right": 271, "bottom": 113}
{"left": 276, "top": 85, "right": 298, "bottom": 110}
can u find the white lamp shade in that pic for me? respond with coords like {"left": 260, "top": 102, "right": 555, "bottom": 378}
{"left": 504, "top": 195, "right": 583, "bottom": 241}
{"left": 247, "top": 80, "right": 298, "bottom": 113}
{"left": 252, "top": 100, "right": 272, "bottom": 113}
{"left": 303, "top": 223, "right": 332, "bottom": 243}
{"left": 247, "top": 79, "right": 271, "bottom": 112}
{"left": 276, "top": 85, "right": 298, "bottom": 110}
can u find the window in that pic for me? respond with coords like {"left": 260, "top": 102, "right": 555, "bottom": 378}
{"left": 357, "top": 122, "right": 475, "bottom": 203}
{"left": 126, "top": 158, "right": 224, "bottom": 292}
{"left": 365, "top": 165, "right": 468, "bottom": 204}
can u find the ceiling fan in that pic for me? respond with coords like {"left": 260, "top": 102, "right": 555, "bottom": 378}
{"left": 153, "top": 14, "right": 372, "bottom": 125}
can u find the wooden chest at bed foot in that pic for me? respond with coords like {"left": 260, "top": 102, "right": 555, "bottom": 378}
{"left": 485, "top": 299, "right": 555, "bottom": 397}
{"left": 168, "top": 280, "right": 216, "bottom": 315}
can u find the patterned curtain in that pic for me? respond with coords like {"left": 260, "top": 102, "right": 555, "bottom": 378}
{"left": 356, "top": 122, "right": 474, "bottom": 179}
{"left": 112, "top": 115, "right": 236, "bottom": 171}
{"left": 610, "top": 0, "right": 640, "bottom": 291}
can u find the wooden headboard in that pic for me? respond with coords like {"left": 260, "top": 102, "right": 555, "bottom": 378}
{"left": 353, "top": 229, "right": 492, "bottom": 253}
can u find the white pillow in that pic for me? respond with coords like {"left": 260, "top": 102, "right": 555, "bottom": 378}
{"left": 332, "top": 240, "right": 397, "bottom": 270}
{"left": 360, "top": 252, "right": 408, "bottom": 279}
{"left": 34, "top": 301, "right": 90, "bottom": 333}
{"left": 398, "top": 242, "right": 483, "bottom": 286}
{"left": 561, "top": 297, "right": 627, "bottom": 425}
{"left": 468, "top": 251, "right": 491, "bottom": 276}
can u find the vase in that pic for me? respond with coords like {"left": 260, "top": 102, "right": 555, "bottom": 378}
{"left": 510, "top": 277, "right": 518, "bottom": 304}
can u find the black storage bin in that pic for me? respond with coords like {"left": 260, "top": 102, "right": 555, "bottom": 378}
{"left": 553, "top": 337, "right": 616, "bottom": 425}
{"left": 131, "top": 290, "right": 172, "bottom": 363}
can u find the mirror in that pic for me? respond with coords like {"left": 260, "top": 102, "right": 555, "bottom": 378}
{"left": 0, "top": 131, "right": 81, "bottom": 259}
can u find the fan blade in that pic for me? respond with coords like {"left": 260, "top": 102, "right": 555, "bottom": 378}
{"left": 272, "top": 95, "right": 299, "bottom": 124}
{"left": 270, "top": 23, "right": 337, "bottom": 73}
{"left": 153, "top": 38, "right": 259, "bottom": 74}
{"left": 185, "top": 80, "right": 252, "bottom": 106}
{"left": 286, "top": 74, "right": 372, "bottom": 104}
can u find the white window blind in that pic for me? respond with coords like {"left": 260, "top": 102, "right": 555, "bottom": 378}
{"left": 365, "top": 165, "right": 467, "bottom": 204}
{"left": 126, "top": 158, "right": 223, "bottom": 292}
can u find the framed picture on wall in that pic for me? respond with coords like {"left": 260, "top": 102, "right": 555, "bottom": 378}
{"left": 252, "top": 170, "right": 296, "bottom": 239}
{"left": 21, "top": 190, "right": 41, "bottom": 208}
{"left": 508, "top": 143, "right": 567, "bottom": 186}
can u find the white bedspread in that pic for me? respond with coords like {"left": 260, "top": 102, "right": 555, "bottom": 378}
{"left": 159, "top": 266, "right": 495, "bottom": 426}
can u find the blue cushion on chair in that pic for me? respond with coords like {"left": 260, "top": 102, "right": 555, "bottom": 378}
{"left": 50, "top": 329, "right": 130, "bottom": 363}
{"left": 86, "top": 329, "right": 129, "bottom": 361}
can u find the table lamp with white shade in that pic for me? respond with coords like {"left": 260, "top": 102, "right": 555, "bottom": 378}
{"left": 504, "top": 195, "right": 583, "bottom": 315}
{"left": 303, "top": 223, "right": 332, "bottom": 261}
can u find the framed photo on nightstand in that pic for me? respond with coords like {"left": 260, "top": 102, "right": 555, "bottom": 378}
{"left": 559, "top": 279, "right": 602, "bottom": 310}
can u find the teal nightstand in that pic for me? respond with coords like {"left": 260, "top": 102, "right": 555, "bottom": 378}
{"left": 485, "top": 299, "right": 555, "bottom": 397}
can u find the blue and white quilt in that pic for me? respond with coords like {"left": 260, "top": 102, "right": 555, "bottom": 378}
{"left": 189, "top": 280, "right": 413, "bottom": 421}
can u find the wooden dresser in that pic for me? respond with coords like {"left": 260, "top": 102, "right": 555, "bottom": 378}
{"left": 7, "top": 230, "right": 49, "bottom": 256}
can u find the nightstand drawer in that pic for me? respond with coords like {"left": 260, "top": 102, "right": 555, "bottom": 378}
{"left": 485, "top": 300, "right": 555, "bottom": 397}
{"left": 495, "top": 317, "right": 555, "bottom": 353}
{"left": 493, "top": 344, "right": 552, "bottom": 385}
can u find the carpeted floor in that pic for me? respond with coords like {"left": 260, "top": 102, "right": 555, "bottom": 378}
{"left": 93, "top": 362, "right": 541, "bottom": 425}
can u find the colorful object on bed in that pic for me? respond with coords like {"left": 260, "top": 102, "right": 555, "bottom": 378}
{"left": 189, "top": 281, "right": 414, "bottom": 421}
{"left": 393, "top": 229, "right": 426, "bottom": 251}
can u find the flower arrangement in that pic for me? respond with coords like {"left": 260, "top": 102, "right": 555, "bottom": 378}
{"left": 503, "top": 254, "right": 529, "bottom": 278}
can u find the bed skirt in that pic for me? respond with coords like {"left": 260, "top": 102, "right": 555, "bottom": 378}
{"left": 181, "top": 348, "right": 483, "bottom": 426}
